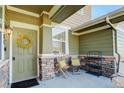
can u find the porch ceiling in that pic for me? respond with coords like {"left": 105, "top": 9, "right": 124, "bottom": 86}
{"left": 72, "top": 7, "right": 124, "bottom": 35}
{"left": 51, "top": 5, "right": 85, "bottom": 23}
{"left": 10, "top": 5, "right": 85, "bottom": 24}
{"left": 11, "top": 5, "right": 53, "bottom": 14}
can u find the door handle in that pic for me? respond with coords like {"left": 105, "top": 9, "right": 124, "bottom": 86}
{"left": 13, "top": 57, "right": 15, "bottom": 61}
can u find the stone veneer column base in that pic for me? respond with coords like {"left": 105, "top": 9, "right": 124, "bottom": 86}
{"left": 39, "top": 56, "right": 55, "bottom": 81}
{"left": 0, "top": 60, "right": 9, "bottom": 88}
{"left": 102, "top": 56, "right": 115, "bottom": 77}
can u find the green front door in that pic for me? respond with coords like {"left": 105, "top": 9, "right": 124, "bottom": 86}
{"left": 12, "top": 27, "right": 37, "bottom": 82}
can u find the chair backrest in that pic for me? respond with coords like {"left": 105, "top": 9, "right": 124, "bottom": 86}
{"left": 59, "top": 60, "right": 67, "bottom": 68}
{"left": 65, "top": 56, "right": 72, "bottom": 66}
{"left": 72, "top": 59, "right": 80, "bottom": 66}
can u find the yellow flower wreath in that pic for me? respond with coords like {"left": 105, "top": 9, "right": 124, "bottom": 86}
{"left": 16, "top": 34, "right": 32, "bottom": 49}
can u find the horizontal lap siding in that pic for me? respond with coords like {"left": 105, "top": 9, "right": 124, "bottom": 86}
{"left": 117, "top": 30, "right": 124, "bottom": 56}
{"left": 40, "top": 26, "right": 52, "bottom": 54}
{"left": 6, "top": 9, "right": 40, "bottom": 26}
{"left": 0, "top": 8, "right": 2, "bottom": 59}
{"left": 68, "top": 31, "right": 79, "bottom": 55}
{"left": 0, "top": 32, "right": 1, "bottom": 59}
{"left": 0, "top": 7, "right": 2, "bottom": 18}
{"left": 79, "top": 29, "right": 113, "bottom": 56}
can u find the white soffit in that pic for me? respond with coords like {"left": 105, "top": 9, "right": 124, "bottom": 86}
{"left": 61, "top": 6, "right": 91, "bottom": 29}
{"left": 49, "top": 5, "right": 62, "bottom": 18}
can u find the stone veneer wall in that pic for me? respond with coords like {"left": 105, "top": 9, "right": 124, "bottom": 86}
{"left": 38, "top": 55, "right": 67, "bottom": 81}
{"left": 39, "top": 55, "right": 116, "bottom": 81}
{"left": 39, "top": 56, "right": 55, "bottom": 80}
{"left": 0, "top": 60, "right": 9, "bottom": 88}
{"left": 79, "top": 56, "right": 116, "bottom": 77}
{"left": 102, "top": 56, "right": 115, "bottom": 77}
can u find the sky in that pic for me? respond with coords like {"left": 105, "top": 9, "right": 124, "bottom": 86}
{"left": 91, "top": 5, "right": 124, "bottom": 19}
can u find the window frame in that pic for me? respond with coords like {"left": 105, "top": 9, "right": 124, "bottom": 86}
{"left": 52, "top": 26, "right": 69, "bottom": 54}
{"left": 52, "top": 39, "right": 66, "bottom": 54}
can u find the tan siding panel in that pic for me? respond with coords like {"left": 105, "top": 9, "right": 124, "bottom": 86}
{"left": 5, "top": 9, "right": 40, "bottom": 25}
{"left": 117, "top": 30, "right": 124, "bottom": 56}
{"left": 68, "top": 31, "right": 79, "bottom": 55}
{"left": 79, "top": 29, "right": 113, "bottom": 56}
{"left": 42, "top": 26, "right": 52, "bottom": 54}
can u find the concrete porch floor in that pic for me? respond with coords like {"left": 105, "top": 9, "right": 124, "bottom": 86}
{"left": 33, "top": 70, "right": 117, "bottom": 88}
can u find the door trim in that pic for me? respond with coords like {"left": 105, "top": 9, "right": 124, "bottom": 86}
{"left": 9, "top": 20, "right": 39, "bottom": 84}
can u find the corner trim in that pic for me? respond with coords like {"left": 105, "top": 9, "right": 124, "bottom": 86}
{"left": 65, "top": 30, "right": 69, "bottom": 54}
{"left": 40, "top": 11, "right": 49, "bottom": 17}
{"left": 1, "top": 6, "right": 5, "bottom": 60}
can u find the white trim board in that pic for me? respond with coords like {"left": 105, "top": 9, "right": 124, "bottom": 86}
{"left": 40, "top": 24, "right": 52, "bottom": 28}
{"left": 40, "top": 11, "right": 49, "bottom": 17}
{"left": 10, "top": 21, "right": 39, "bottom": 84}
{"left": 37, "top": 27, "right": 40, "bottom": 77}
{"left": 2, "top": 6, "right": 5, "bottom": 60}
{"left": 52, "top": 39, "right": 65, "bottom": 42}
{"left": 0, "top": 6, "right": 5, "bottom": 60}
{"left": 72, "top": 25, "right": 111, "bottom": 36}
{"left": 9, "top": 30, "right": 12, "bottom": 84}
{"left": 65, "top": 30, "right": 69, "bottom": 54}
{"left": 10, "top": 21, "right": 39, "bottom": 30}
{"left": 7, "top": 6, "right": 40, "bottom": 18}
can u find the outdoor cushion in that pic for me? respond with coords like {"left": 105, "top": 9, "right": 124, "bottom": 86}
{"left": 72, "top": 59, "right": 80, "bottom": 66}
{"left": 59, "top": 60, "right": 67, "bottom": 68}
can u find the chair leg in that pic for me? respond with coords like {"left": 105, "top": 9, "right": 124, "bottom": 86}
{"left": 60, "top": 68, "right": 67, "bottom": 78}
{"left": 65, "top": 70, "right": 70, "bottom": 76}
{"left": 72, "top": 66, "right": 80, "bottom": 75}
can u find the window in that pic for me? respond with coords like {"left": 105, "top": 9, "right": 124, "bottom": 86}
{"left": 52, "top": 26, "right": 69, "bottom": 54}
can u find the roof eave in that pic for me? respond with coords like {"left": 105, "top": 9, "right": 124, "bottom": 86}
{"left": 72, "top": 7, "right": 124, "bottom": 34}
